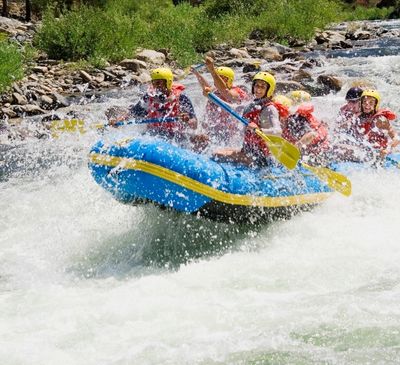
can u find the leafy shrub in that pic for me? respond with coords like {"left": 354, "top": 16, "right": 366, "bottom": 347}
{"left": 32, "top": 0, "right": 392, "bottom": 69}
{"left": 203, "top": 0, "right": 268, "bottom": 18}
{"left": 342, "top": 5, "right": 393, "bottom": 20}
{"left": 254, "top": 0, "right": 340, "bottom": 42}
{"left": 0, "top": 40, "right": 24, "bottom": 93}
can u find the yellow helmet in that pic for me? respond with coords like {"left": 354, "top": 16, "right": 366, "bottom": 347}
{"left": 151, "top": 67, "right": 173, "bottom": 91}
{"left": 289, "top": 90, "right": 311, "bottom": 104}
{"left": 252, "top": 72, "right": 276, "bottom": 98}
{"left": 273, "top": 94, "right": 293, "bottom": 108}
{"left": 215, "top": 66, "right": 235, "bottom": 88}
{"left": 361, "top": 89, "right": 381, "bottom": 111}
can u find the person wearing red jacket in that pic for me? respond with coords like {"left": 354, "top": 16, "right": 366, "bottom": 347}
{"left": 108, "top": 67, "right": 198, "bottom": 142}
{"left": 282, "top": 103, "right": 330, "bottom": 165}
{"left": 192, "top": 56, "right": 249, "bottom": 144}
{"left": 331, "top": 86, "right": 369, "bottom": 162}
{"left": 335, "top": 87, "right": 364, "bottom": 137}
{"left": 213, "top": 71, "right": 284, "bottom": 167}
{"left": 356, "top": 89, "right": 398, "bottom": 159}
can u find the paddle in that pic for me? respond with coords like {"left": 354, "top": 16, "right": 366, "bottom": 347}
{"left": 208, "top": 92, "right": 300, "bottom": 170}
{"left": 50, "top": 117, "right": 179, "bottom": 135}
{"left": 301, "top": 162, "right": 352, "bottom": 197}
{"left": 208, "top": 92, "right": 352, "bottom": 196}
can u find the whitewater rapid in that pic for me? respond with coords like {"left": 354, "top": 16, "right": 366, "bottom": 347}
{"left": 1, "top": 20, "right": 400, "bottom": 365}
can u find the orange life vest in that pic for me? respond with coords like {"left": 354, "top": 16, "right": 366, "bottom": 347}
{"left": 146, "top": 83, "right": 186, "bottom": 138}
{"left": 205, "top": 86, "right": 248, "bottom": 139}
{"left": 282, "top": 103, "right": 329, "bottom": 155}
{"left": 357, "top": 109, "right": 396, "bottom": 149}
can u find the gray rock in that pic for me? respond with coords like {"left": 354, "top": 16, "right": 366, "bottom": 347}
{"left": 20, "top": 104, "right": 45, "bottom": 116}
{"left": 79, "top": 70, "right": 93, "bottom": 82}
{"left": 317, "top": 74, "right": 343, "bottom": 93}
{"left": 32, "top": 66, "right": 48, "bottom": 74}
{"left": 136, "top": 49, "right": 166, "bottom": 65}
{"left": 119, "top": 58, "right": 148, "bottom": 72}
{"left": 275, "top": 80, "right": 304, "bottom": 93}
{"left": 228, "top": 48, "right": 251, "bottom": 59}
{"left": 12, "top": 92, "right": 28, "bottom": 105}
{"left": 1, "top": 107, "right": 17, "bottom": 118}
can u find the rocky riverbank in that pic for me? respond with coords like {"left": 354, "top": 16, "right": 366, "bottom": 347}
{"left": 0, "top": 15, "right": 399, "bottom": 127}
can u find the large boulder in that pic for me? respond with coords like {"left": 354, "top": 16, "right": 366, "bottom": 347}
{"left": 135, "top": 49, "right": 166, "bottom": 65}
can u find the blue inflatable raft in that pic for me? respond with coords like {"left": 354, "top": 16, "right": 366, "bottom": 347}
{"left": 88, "top": 136, "right": 345, "bottom": 222}
{"left": 88, "top": 135, "right": 400, "bottom": 222}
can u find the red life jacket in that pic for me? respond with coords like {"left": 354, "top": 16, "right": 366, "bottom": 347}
{"left": 205, "top": 86, "right": 248, "bottom": 138}
{"left": 282, "top": 103, "right": 329, "bottom": 155}
{"left": 242, "top": 99, "right": 281, "bottom": 156}
{"left": 146, "top": 83, "right": 186, "bottom": 137}
{"left": 357, "top": 109, "right": 396, "bottom": 149}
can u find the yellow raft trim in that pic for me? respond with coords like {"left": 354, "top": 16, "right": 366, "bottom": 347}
{"left": 90, "top": 153, "right": 333, "bottom": 208}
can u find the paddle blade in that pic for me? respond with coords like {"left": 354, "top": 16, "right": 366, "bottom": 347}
{"left": 301, "top": 162, "right": 352, "bottom": 197}
{"left": 50, "top": 119, "right": 104, "bottom": 136}
{"left": 255, "top": 130, "right": 300, "bottom": 170}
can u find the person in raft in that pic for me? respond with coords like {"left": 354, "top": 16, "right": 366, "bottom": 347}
{"left": 330, "top": 86, "right": 369, "bottom": 162}
{"left": 191, "top": 56, "right": 249, "bottom": 144}
{"left": 108, "top": 67, "right": 198, "bottom": 143}
{"left": 212, "top": 71, "right": 285, "bottom": 167}
{"left": 355, "top": 89, "right": 399, "bottom": 161}
{"left": 282, "top": 103, "right": 330, "bottom": 165}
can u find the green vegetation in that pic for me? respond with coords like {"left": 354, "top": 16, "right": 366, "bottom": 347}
{"left": 0, "top": 0, "right": 396, "bottom": 93}
{"left": 0, "top": 40, "right": 24, "bottom": 93}
{"left": 33, "top": 0, "right": 345, "bottom": 66}
{"left": 342, "top": 4, "right": 394, "bottom": 20}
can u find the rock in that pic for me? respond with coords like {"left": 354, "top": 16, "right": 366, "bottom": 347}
{"left": 12, "top": 84, "right": 24, "bottom": 95}
{"left": 79, "top": 70, "right": 93, "bottom": 82}
{"left": 228, "top": 48, "right": 251, "bottom": 59}
{"left": 40, "top": 95, "right": 55, "bottom": 110}
{"left": 317, "top": 75, "right": 343, "bottom": 93}
{"left": 222, "top": 58, "right": 263, "bottom": 68}
{"left": 0, "top": 107, "right": 17, "bottom": 118}
{"left": 291, "top": 69, "right": 313, "bottom": 82}
{"left": 102, "top": 70, "right": 117, "bottom": 81}
{"left": 135, "top": 49, "right": 166, "bottom": 65}
{"left": 20, "top": 104, "right": 45, "bottom": 116}
{"left": 275, "top": 81, "right": 305, "bottom": 93}
{"left": 12, "top": 92, "right": 28, "bottom": 105}
{"left": 282, "top": 52, "right": 304, "bottom": 61}
{"left": 32, "top": 66, "right": 48, "bottom": 74}
{"left": 339, "top": 40, "right": 353, "bottom": 49}
{"left": 270, "top": 64, "right": 298, "bottom": 74}
{"left": 260, "top": 46, "right": 282, "bottom": 61}
{"left": 132, "top": 71, "right": 151, "bottom": 84}
{"left": 28, "top": 74, "right": 40, "bottom": 82}
{"left": 119, "top": 58, "right": 148, "bottom": 72}
{"left": 242, "top": 63, "right": 261, "bottom": 73}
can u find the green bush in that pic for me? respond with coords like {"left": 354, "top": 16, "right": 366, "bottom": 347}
{"left": 0, "top": 40, "right": 24, "bottom": 93}
{"left": 342, "top": 5, "right": 393, "bottom": 21}
{"left": 203, "top": 0, "right": 268, "bottom": 18}
{"left": 254, "top": 0, "right": 340, "bottom": 42}
{"left": 32, "top": 0, "right": 393, "bottom": 69}
{"left": 35, "top": 5, "right": 143, "bottom": 62}
{"left": 141, "top": 3, "right": 203, "bottom": 66}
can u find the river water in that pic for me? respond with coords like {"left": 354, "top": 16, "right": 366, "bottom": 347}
{"left": 1, "top": 20, "right": 400, "bottom": 365}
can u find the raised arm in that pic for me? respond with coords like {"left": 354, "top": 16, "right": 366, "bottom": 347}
{"left": 204, "top": 56, "right": 242, "bottom": 103}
